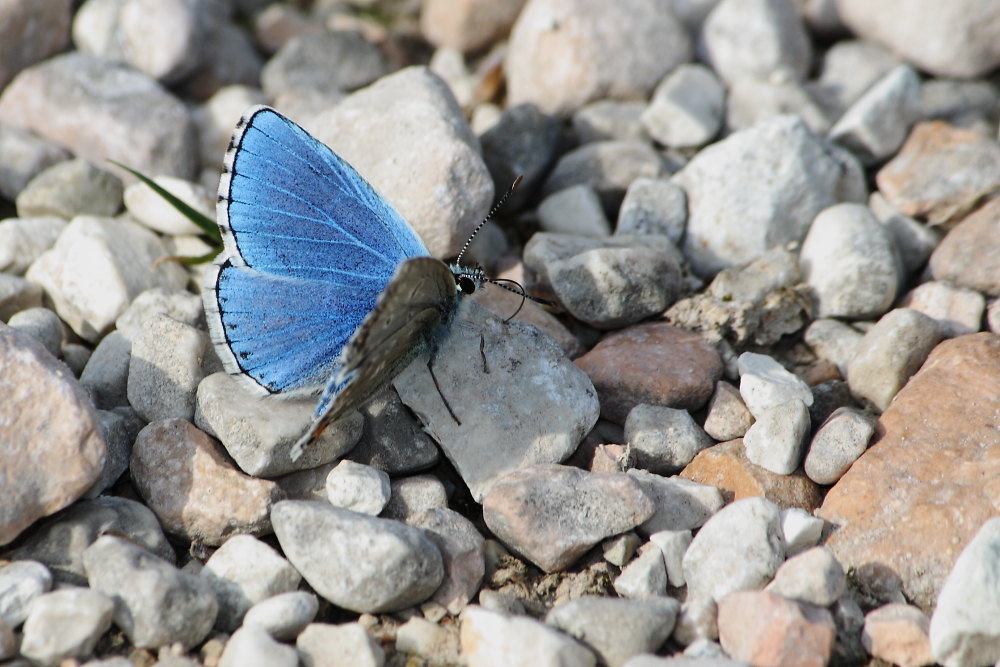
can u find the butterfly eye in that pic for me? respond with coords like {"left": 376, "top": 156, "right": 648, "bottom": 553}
{"left": 457, "top": 276, "right": 477, "bottom": 295}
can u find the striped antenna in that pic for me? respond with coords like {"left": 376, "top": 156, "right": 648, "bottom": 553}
{"left": 455, "top": 175, "right": 523, "bottom": 266}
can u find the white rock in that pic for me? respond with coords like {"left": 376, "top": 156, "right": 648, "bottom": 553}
{"left": 742, "top": 399, "right": 810, "bottom": 475}
{"left": 627, "top": 470, "right": 725, "bottom": 534}
{"left": 737, "top": 352, "right": 813, "bottom": 418}
{"left": 0, "top": 560, "right": 53, "bottom": 627}
{"left": 219, "top": 625, "right": 298, "bottom": 667}
{"left": 460, "top": 605, "right": 596, "bottom": 666}
{"left": 126, "top": 314, "right": 207, "bottom": 422}
{"left": 765, "top": 546, "right": 845, "bottom": 606}
{"left": 123, "top": 175, "right": 213, "bottom": 235}
{"left": 648, "top": 530, "right": 692, "bottom": 588}
{"left": 779, "top": 508, "right": 824, "bottom": 557}
{"left": 537, "top": 184, "right": 611, "bottom": 237}
{"left": 19, "top": 587, "right": 114, "bottom": 666}
{"left": 0, "top": 216, "right": 66, "bottom": 274}
{"left": 641, "top": 63, "right": 724, "bottom": 148}
{"left": 242, "top": 591, "right": 318, "bottom": 641}
{"left": 899, "top": 281, "right": 986, "bottom": 339}
{"left": 803, "top": 407, "right": 875, "bottom": 485}
{"left": 297, "top": 622, "right": 385, "bottom": 667}
{"left": 325, "top": 460, "right": 391, "bottom": 516}
{"left": 803, "top": 318, "right": 863, "bottom": 377}
{"left": 614, "top": 543, "right": 668, "bottom": 599}
{"left": 615, "top": 177, "right": 686, "bottom": 244}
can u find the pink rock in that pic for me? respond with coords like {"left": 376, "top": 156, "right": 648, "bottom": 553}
{"left": 718, "top": 590, "right": 835, "bottom": 667}
{"left": 863, "top": 603, "right": 934, "bottom": 667}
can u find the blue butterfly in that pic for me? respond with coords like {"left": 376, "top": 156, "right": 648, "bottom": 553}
{"left": 203, "top": 106, "right": 485, "bottom": 461}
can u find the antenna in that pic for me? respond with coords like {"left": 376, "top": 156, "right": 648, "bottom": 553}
{"left": 455, "top": 175, "right": 523, "bottom": 266}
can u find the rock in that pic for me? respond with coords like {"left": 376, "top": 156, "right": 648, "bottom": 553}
{"left": 25, "top": 216, "right": 187, "bottom": 342}
{"left": 899, "top": 281, "right": 986, "bottom": 339}
{"left": 200, "top": 534, "right": 301, "bottom": 631}
{"left": 19, "top": 587, "right": 114, "bottom": 666}
{"left": 478, "top": 102, "right": 562, "bottom": 211}
{"left": 218, "top": 626, "right": 298, "bottom": 667}
{"left": 460, "top": 605, "right": 596, "bottom": 666}
{"left": 803, "top": 407, "right": 875, "bottom": 485}
{"left": 717, "top": 590, "right": 836, "bottom": 667}
{"left": 395, "top": 615, "right": 460, "bottom": 665}
{"left": 800, "top": 203, "right": 902, "bottom": 319}
{"left": 409, "top": 507, "right": 486, "bottom": 614}
{"left": 6, "top": 307, "right": 62, "bottom": 358}
{"left": 742, "top": 399, "right": 810, "bottom": 475}
{"left": 836, "top": 0, "right": 1000, "bottom": 78}
{"left": 0, "top": 0, "right": 71, "bottom": 90}
{"left": 542, "top": 140, "right": 667, "bottom": 212}
{"left": 271, "top": 500, "right": 443, "bottom": 613}
{"left": 3, "top": 496, "right": 174, "bottom": 585}
{"left": 261, "top": 30, "right": 389, "bottom": 98}
{"left": 194, "top": 372, "right": 363, "bottom": 477}
{"left": 344, "top": 389, "right": 440, "bottom": 475}
{"left": 0, "top": 560, "right": 53, "bottom": 627}
{"left": 846, "top": 308, "right": 942, "bottom": 411}
{"left": 624, "top": 404, "right": 713, "bottom": 474}
{"left": 482, "top": 464, "right": 654, "bottom": 572}
{"left": 79, "top": 331, "right": 131, "bottom": 409}
{"left": 877, "top": 121, "right": 1000, "bottom": 226}
{"left": 682, "top": 497, "right": 784, "bottom": 602}
{"left": 546, "top": 596, "right": 679, "bottom": 667}
{"left": 421, "top": 0, "right": 525, "bottom": 52}
{"left": 928, "top": 197, "right": 1000, "bottom": 297}
{"left": 131, "top": 419, "right": 284, "bottom": 544}
{"left": 869, "top": 191, "right": 941, "bottom": 278}
{"left": 808, "top": 39, "right": 901, "bottom": 119}
{"left": 296, "top": 622, "right": 385, "bottom": 667}
{"left": 613, "top": 542, "right": 668, "bottom": 599}
{"left": 15, "top": 158, "right": 122, "bottom": 220}
{"left": 0, "top": 324, "right": 106, "bottom": 546}
{"left": 930, "top": 517, "right": 1000, "bottom": 667}
{"left": 821, "top": 334, "right": 1000, "bottom": 609}
{"left": 382, "top": 475, "right": 449, "bottom": 521}
{"left": 537, "top": 185, "right": 611, "bottom": 237}
{"left": 726, "top": 77, "right": 831, "bottom": 135}
{"left": 505, "top": 0, "right": 691, "bottom": 116}
{"left": 831, "top": 597, "right": 868, "bottom": 666}
{"left": 627, "top": 470, "right": 724, "bottom": 534}
{"left": 0, "top": 215, "right": 66, "bottom": 275}
{"left": 702, "top": 381, "right": 755, "bottom": 442}
{"left": 115, "top": 287, "right": 204, "bottom": 342}
{"left": 394, "top": 301, "right": 599, "bottom": 501}
{"left": 310, "top": 66, "right": 491, "bottom": 258}
{"left": 765, "top": 546, "right": 846, "bottom": 606}
{"left": 780, "top": 508, "right": 824, "bottom": 557}
{"left": 641, "top": 63, "right": 724, "bottom": 148}
{"left": 83, "top": 535, "right": 217, "bottom": 649}
{"left": 863, "top": 603, "right": 934, "bottom": 667}
{"left": 0, "top": 124, "right": 71, "bottom": 203}
{"left": 675, "top": 115, "right": 865, "bottom": 278}
{"left": 324, "top": 461, "right": 390, "bottom": 516}
{"left": 123, "top": 176, "right": 213, "bottom": 236}
{"left": 242, "top": 591, "right": 318, "bottom": 641}
{"left": 649, "top": 529, "right": 692, "bottom": 587}
{"left": 0, "top": 617, "right": 13, "bottom": 660}
{"left": 127, "top": 314, "right": 207, "bottom": 423}
{"left": 673, "top": 596, "right": 719, "bottom": 648}
{"left": 699, "top": 0, "right": 812, "bottom": 85}
{"left": 602, "top": 533, "right": 642, "bottom": 567}
{"left": 803, "top": 318, "right": 863, "bottom": 377}
{"left": 615, "top": 178, "right": 687, "bottom": 244}
{"left": 0, "top": 52, "right": 197, "bottom": 181}
{"left": 572, "top": 100, "right": 649, "bottom": 144}
{"left": 681, "top": 439, "right": 823, "bottom": 511}
{"left": 575, "top": 322, "right": 722, "bottom": 423}
{"left": 737, "top": 352, "right": 813, "bottom": 417}
{"left": 921, "top": 78, "right": 1000, "bottom": 132}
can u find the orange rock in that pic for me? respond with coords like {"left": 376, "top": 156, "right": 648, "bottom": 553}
{"left": 718, "top": 590, "right": 835, "bottom": 667}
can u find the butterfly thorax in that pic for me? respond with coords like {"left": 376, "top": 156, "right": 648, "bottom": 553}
{"left": 449, "top": 264, "right": 485, "bottom": 297}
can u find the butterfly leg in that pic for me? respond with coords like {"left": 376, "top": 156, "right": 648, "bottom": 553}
{"left": 479, "top": 335, "right": 489, "bottom": 374}
{"left": 427, "top": 351, "right": 462, "bottom": 425}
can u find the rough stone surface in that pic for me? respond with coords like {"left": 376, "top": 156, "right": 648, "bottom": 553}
{"left": 718, "top": 590, "right": 836, "bottom": 667}
{"left": 864, "top": 603, "right": 934, "bottom": 667}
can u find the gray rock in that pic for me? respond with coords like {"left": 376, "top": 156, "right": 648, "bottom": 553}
{"left": 480, "top": 102, "right": 562, "bottom": 211}
{"left": 262, "top": 30, "right": 388, "bottom": 98}
{"left": 0, "top": 274, "right": 44, "bottom": 321}
{"left": 505, "top": 0, "right": 691, "bottom": 116}
{"left": 537, "top": 185, "right": 611, "bottom": 237}
{"left": 675, "top": 115, "right": 865, "bottom": 278}
{"left": 25, "top": 216, "right": 187, "bottom": 342}
{"left": 0, "top": 0, "right": 71, "bottom": 95}
{"left": 0, "top": 216, "right": 66, "bottom": 274}
{"left": 6, "top": 307, "right": 62, "bottom": 358}
{"left": 15, "top": 158, "right": 122, "bottom": 220}
{"left": 0, "top": 123, "right": 70, "bottom": 202}
{"left": 201, "top": 534, "right": 301, "bottom": 631}
{"left": 82, "top": 535, "right": 217, "bottom": 649}
{"left": 19, "top": 587, "right": 114, "bottom": 666}
{"left": 742, "top": 399, "right": 810, "bottom": 475}
{"left": 542, "top": 140, "right": 668, "bottom": 212}
{"left": 702, "top": 381, "right": 755, "bottom": 442}
{"left": 699, "top": 0, "right": 812, "bottom": 85}
{"left": 296, "top": 622, "right": 386, "bottom": 667}
{"left": 0, "top": 52, "right": 198, "bottom": 181}
{"left": 0, "top": 560, "right": 53, "bottom": 627}
{"left": 766, "top": 546, "right": 846, "bottom": 607}
{"left": 80, "top": 331, "right": 132, "bottom": 409}
{"left": 930, "top": 517, "right": 1000, "bottom": 667}
{"left": 804, "top": 407, "right": 875, "bottom": 485}
{"left": 572, "top": 100, "right": 649, "bottom": 144}
{"left": 461, "top": 605, "right": 596, "bottom": 666}
{"left": 624, "top": 404, "right": 714, "bottom": 474}
{"left": 61, "top": 343, "right": 92, "bottom": 377}
{"left": 846, "top": 308, "right": 942, "bottom": 411}
{"left": 602, "top": 532, "right": 643, "bottom": 567}
{"left": 123, "top": 176, "right": 212, "bottom": 236}
{"left": 627, "top": 470, "right": 725, "bottom": 534}
{"left": 780, "top": 508, "right": 824, "bottom": 557}
{"left": 899, "top": 281, "right": 986, "bottom": 339}
{"left": 613, "top": 543, "right": 667, "bottom": 599}
{"left": 807, "top": 39, "right": 902, "bottom": 119}
{"left": 345, "top": 389, "right": 440, "bottom": 475}
{"left": 673, "top": 596, "right": 719, "bottom": 647}
{"left": 922, "top": 78, "right": 1000, "bottom": 132}
{"left": 382, "top": 475, "right": 449, "bottom": 521}
{"left": 394, "top": 301, "right": 599, "bottom": 502}
{"left": 3, "top": 496, "right": 174, "bottom": 585}
{"left": 0, "top": 617, "right": 13, "bottom": 660}
{"left": 242, "top": 591, "right": 318, "bottom": 641}
{"left": 84, "top": 408, "right": 135, "bottom": 496}
{"left": 194, "top": 371, "right": 363, "bottom": 477}
{"left": 421, "top": 0, "right": 523, "bottom": 52}
{"left": 868, "top": 192, "right": 940, "bottom": 278}
{"left": 218, "top": 625, "right": 298, "bottom": 667}
{"left": 641, "top": 64, "right": 724, "bottom": 148}
{"left": 311, "top": 66, "right": 492, "bottom": 258}
{"left": 115, "top": 287, "right": 204, "bottom": 343}
{"left": 326, "top": 461, "right": 390, "bottom": 516}
{"left": 483, "top": 464, "right": 654, "bottom": 572}
{"left": 409, "top": 507, "right": 486, "bottom": 614}
{"left": 546, "top": 596, "right": 679, "bottom": 667}
{"left": 726, "top": 77, "right": 831, "bottom": 134}
{"left": 615, "top": 178, "right": 687, "bottom": 244}
{"left": 649, "top": 530, "right": 692, "bottom": 588}
{"left": 803, "top": 319, "right": 863, "bottom": 378}
{"left": 271, "top": 500, "right": 443, "bottom": 613}
{"left": 737, "top": 352, "right": 813, "bottom": 418}
{"left": 682, "top": 497, "right": 784, "bottom": 602}
{"left": 829, "top": 65, "right": 922, "bottom": 166}
{"left": 127, "top": 314, "right": 207, "bottom": 422}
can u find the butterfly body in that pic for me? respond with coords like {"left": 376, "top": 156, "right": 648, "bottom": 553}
{"left": 203, "top": 105, "right": 480, "bottom": 459}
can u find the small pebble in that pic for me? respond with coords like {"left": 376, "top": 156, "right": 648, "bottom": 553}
{"left": 19, "top": 587, "right": 114, "bottom": 666}
{"left": 325, "top": 460, "right": 391, "bottom": 516}
{"left": 624, "top": 404, "right": 714, "bottom": 474}
{"left": 408, "top": 507, "right": 486, "bottom": 615}
{"left": 702, "top": 380, "right": 755, "bottom": 442}
{"left": 218, "top": 625, "right": 298, "bottom": 667}
{"left": 742, "top": 398, "right": 810, "bottom": 475}
{"left": 627, "top": 469, "right": 724, "bottom": 534}
{"left": 460, "top": 605, "right": 596, "bottom": 666}
{"left": 738, "top": 352, "right": 814, "bottom": 418}
{"left": 641, "top": 63, "right": 724, "bottom": 148}
{"left": 863, "top": 603, "right": 934, "bottom": 667}
{"left": 899, "top": 280, "right": 986, "bottom": 338}
{"left": 613, "top": 543, "right": 668, "bottom": 600}
{"left": 648, "top": 530, "right": 692, "bottom": 588}
{"left": 381, "top": 475, "right": 449, "bottom": 521}
{"left": 6, "top": 307, "right": 62, "bottom": 358}
{"left": 296, "top": 622, "right": 386, "bottom": 667}
{"left": 242, "top": 591, "right": 319, "bottom": 641}
{"left": 537, "top": 185, "right": 611, "bottom": 237}
{"left": 780, "top": 508, "right": 824, "bottom": 557}
{"left": 718, "top": 590, "right": 836, "bottom": 667}
{"left": 765, "top": 546, "right": 846, "bottom": 606}
{"left": 803, "top": 407, "right": 875, "bottom": 485}
{"left": 0, "top": 560, "right": 53, "bottom": 627}
{"left": 615, "top": 177, "right": 686, "bottom": 243}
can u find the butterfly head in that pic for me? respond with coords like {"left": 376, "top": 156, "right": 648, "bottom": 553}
{"left": 450, "top": 264, "right": 485, "bottom": 296}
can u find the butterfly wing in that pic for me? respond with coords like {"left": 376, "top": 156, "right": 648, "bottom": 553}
{"left": 290, "top": 256, "right": 458, "bottom": 460}
{"left": 205, "top": 105, "right": 430, "bottom": 395}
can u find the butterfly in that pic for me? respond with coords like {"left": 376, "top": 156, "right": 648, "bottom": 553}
{"left": 203, "top": 106, "right": 487, "bottom": 461}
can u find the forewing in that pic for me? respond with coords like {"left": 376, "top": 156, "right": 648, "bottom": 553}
{"left": 290, "top": 257, "right": 457, "bottom": 459}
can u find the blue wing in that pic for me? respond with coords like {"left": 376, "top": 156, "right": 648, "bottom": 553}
{"left": 205, "top": 105, "right": 430, "bottom": 395}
